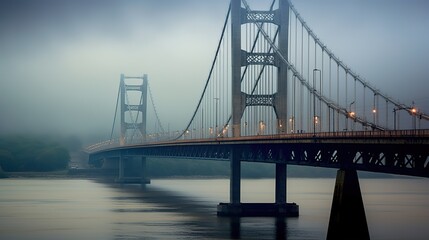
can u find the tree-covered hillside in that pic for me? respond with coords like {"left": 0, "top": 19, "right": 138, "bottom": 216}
{"left": 0, "top": 135, "right": 71, "bottom": 172}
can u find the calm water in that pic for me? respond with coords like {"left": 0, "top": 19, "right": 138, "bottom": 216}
{"left": 1, "top": 177, "right": 429, "bottom": 240}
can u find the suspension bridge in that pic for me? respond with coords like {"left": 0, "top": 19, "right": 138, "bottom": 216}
{"left": 86, "top": 0, "right": 429, "bottom": 239}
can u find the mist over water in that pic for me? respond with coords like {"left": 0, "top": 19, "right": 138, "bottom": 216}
{"left": 1, "top": 178, "right": 429, "bottom": 240}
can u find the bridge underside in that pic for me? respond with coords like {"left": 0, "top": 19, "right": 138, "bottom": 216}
{"left": 89, "top": 136, "right": 429, "bottom": 178}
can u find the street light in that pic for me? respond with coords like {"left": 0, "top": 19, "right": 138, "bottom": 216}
{"left": 393, "top": 107, "right": 401, "bottom": 130}
{"left": 258, "top": 120, "right": 265, "bottom": 135}
{"left": 222, "top": 124, "right": 229, "bottom": 137}
{"left": 393, "top": 105, "right": 418, "bottom": 130}
{"left": 411, "top": 104, "right": 418, "bottom": 130}
{"left": 289, "top": 117, "right": 295, "bottom": 133}
{"left": 214, "top": 97, "right": 219, "bottom": 136}
{"left": 349, "top": 101, "right": 355, "bottom": 113}
{"left": 313, "top": 69, "right": 321, "bottom": 136}
{"left": 314, "top": 115, "right": 320, "bottom": 131}
{"left": 349, "top": 101, "right": 355, "bottom": 118}
{"left": 347, "top": 101, "right": 355, "bottom": 130}
{"left": 201, "top": 108, "right": 204, "bottom": 138}
{"left": 372, "top": 108, "right": 377, "bottom": 129}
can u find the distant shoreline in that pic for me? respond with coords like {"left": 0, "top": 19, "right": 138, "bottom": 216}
{"left": 1, "top": 170, "right": 407, "bottom": 180}
{"left": 3, "top": 170, "right": 70, "bottom": 179}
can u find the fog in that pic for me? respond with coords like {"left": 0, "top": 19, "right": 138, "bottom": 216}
{"left": 1, "top": 0, "right": 428, "bottom": 142}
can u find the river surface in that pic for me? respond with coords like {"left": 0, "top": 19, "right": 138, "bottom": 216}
{"left": 1, "top": 177, "right": 429, "bottom": 240}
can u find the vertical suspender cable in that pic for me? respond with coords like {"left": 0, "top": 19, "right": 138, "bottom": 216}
{"left": 314, "top": 39, "right": 317, "bottom": 131}
{"left": 336, "top": 63, "right": 339, "bottom": 131}
{"left": 345, "top": 71, "right": 348, "bottom": 130}
{"left": 363, "top": 85, "right": 366, "bottom": 130}
{"left": 176, "top": 4, "right": 231, "bottom": 140}
{"left": 329, "top": 57, "right": 332, "bottom": 131}
{"left": 109, "top": 82, "right": 121, "bottom": 145}
{"left": 307, "top": 31, "right": 310, "bottom": 131}
{"left": 321, "top": 49, "right": 324, "bottom": 131}
{"left": 354, "top": 77, "right": 357, "bottom": 130}
{"left": 386, "top": 99, "right": 389, "bottom": 128}
{"left": 300, "top": 19, "right": 304, "bottom": 132}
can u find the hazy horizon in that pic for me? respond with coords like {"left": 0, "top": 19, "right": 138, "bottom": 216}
{"left": 1, "top": 0, "right": 428, "bottom": 142}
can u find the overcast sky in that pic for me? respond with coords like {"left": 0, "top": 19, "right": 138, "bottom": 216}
{"left": 1, "top": 0, "right": 428, "bottom": 140}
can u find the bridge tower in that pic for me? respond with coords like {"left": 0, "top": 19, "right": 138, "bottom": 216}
{"left": 118, "top": 74, "right": 150, "bottom": 184}
{"left": 219, "top": 0, "right": 298, "bottom": 216}
{"left": 231, "top": 0, "right": 289, "bottom": 137}
{"left": 120, "top": 74, "right": 148, "bottom": 145}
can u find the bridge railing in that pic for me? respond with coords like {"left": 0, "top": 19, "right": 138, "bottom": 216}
{"left": 85, "top": 129, "right": 429, "bottom": 154}
{"left": 171, "top": 129, "right": 429, "bottom": 143}
{"left": 85, "top": 139, "right": 119, "bottom": 152}
{"left": 282, "top": 129, "right": 429, "bottom": 139}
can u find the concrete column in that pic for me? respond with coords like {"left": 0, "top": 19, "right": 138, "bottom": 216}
{"left": 275, "top": 163, "right": 287, "bottom": 204}
{"left": 231, "top": 0, "right": 242, "bottom": 137}
{"left": 141, "top": 156, "right": 151, "bottom": 184}
{"left": 118, "top": 156, "right": 124, "bottom": 180}
{"left": 230, "top": 149, "right": 241, "bottom": 204}
{"left": 327, "top": 169, "right": 370, "bottom": 240}
{"left": 141, "top": 156, "right": 147, "bottom": 179}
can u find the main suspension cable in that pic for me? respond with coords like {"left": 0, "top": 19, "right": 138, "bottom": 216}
{"left": 176, "top": 3, "right": 231, "bottom": 140}
{"left": 148, "top": 82, "right": 165, "bottom": 133}
{"left": 109, "top": 81, "right": 121, "bottom": 145}
{"left": 242, "top": 0, "right": 385, "bottom": 130}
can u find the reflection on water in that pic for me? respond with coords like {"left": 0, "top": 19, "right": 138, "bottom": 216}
{"left": 0, "top": 178, "right": 429, "bottom": 239}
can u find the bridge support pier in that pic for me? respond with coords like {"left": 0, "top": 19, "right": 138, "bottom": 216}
{"left": 230, "top": 149, "right": 241, "bottom": 204}
{"left": 275, "top": 163, "right": 287, "bottom": 204}
{"left": 118, "top": 156, "right": 124, "bottom": 180}
{"left": 116, "top": 155, "right": 150, "bottom": 184}
{"left": 327, "top": 169, "right": 369, "bottom": 240}
{"left": 217, "top": 150, "right": 298, "bottom": 217}
{"left": 140, "top": 156, "right": 151, "bottom": 184}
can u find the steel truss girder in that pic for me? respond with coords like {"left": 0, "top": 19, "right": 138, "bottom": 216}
{"left": 125, "top": 84, "right": 143, "bottom": 91}
{"left": 245, "top": 93, "right": 275, "bottom": 107}
{"left": 89, "top": 141, "right": 429, "bottom": 178}
{"left": 241, "top": 8, "right": 279, "bottom": 25}
{"left": 117, "top": 145, "right": 231, "bottom": 161}
{"left": 237, "top": 143, "right": 429, "bottom": 177}
{"left": 124, "top": 123, "right": 144, "bottom": 129}
{"left": 126, "top": 104, "right": 143, "bottom": 111}
{"left": 241, "top": 50, "right": 278, "bottom": 67}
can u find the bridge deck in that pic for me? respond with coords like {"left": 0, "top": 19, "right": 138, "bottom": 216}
{"left": 88, "top": 130, "right": 429, "bottom": 178}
